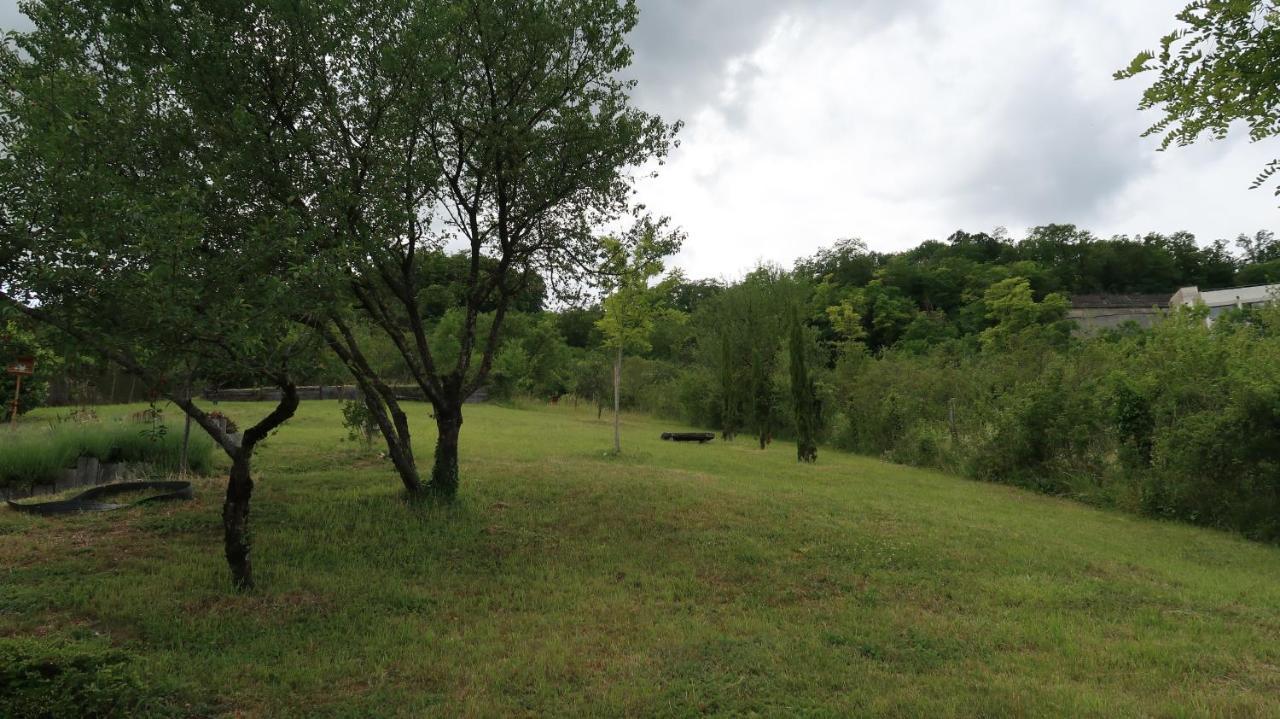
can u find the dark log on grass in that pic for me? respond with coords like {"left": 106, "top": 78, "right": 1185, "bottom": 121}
{"left": 661, "top": 432, "right": 716, "bottom": 444}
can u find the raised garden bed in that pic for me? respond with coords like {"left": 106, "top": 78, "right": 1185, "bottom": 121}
{"left": 0, "top": 422, "right": 214, "bottom": 499}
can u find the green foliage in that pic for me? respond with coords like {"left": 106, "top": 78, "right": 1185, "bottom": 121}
{"left": 489, "top": 314, "right": 573, "bottom": 400}
{"left": 698, "top": 265, "right": 804, "bottom": 448}
{"left": 570, "top": 352, "right": 614, "bottom": 415}
{"left": 1117, "top": 1, "right": 1280, "bottom": 195}
{"left": 828, "top": 305, "right": 1280, "bottom": 542}
{"left": 340, "top": 399, "right": 379, "bottom": 446}
{"left": 978, "top": 277, "right": 1071, "bottom": 351}
{"left": 0, "top": 638, "right": 184, "bottom": 719}
{"left": 0, "top": 315, "right": 60, "bottom": 420}
{"left": 596, "top": 218, "right": 685, "bottom": 355}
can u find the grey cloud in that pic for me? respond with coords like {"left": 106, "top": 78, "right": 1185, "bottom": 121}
{"left": 952, "top": 57, "right": 1154, "bottom": 225}
{"left": 1, "top": 0, "right": 31, "bottom": 32}
{"left": 628, "top": 0, "right": 928, "bottom": 125}
{"left": 626, "top": 0, "right": 787, "bottom": 123}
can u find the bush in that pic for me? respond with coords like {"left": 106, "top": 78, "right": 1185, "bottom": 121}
{"left": 825, "top": 307, "right": 1280, "bottom": 542}
{"left": 339, "top": 398, "right": 378, "bottom": 445}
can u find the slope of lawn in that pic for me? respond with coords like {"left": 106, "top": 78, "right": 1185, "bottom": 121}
{"left": 3, "top": 400, "right": 1280, "bottom": 717}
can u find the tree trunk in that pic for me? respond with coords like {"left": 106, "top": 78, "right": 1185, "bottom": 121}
{"left": 223, "top": 451, "right": 254, "bottom": 591}
{"left": 612, "top": 346, "right": 622, "bottom": 454}
{"left": 200, "top": 381, "right": 297, "bottom": 592}
{"left": 428, "top": 404, "right": 462, "bottom": 501}
{"left": 361, "top": 390, "right": 423, "bottom": 495}
{"left": 180, "top": 381, "right": 192, "bottom": 475}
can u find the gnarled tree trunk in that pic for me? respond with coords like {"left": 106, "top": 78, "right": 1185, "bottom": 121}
{"left": 428, "top": 403, "right": 463, "bottom": 500}
{"left": 179, "top": 381, "right": 299, "bottom": 591}
{"left": 223, "top": 451, "right": 254, "bottom": 590}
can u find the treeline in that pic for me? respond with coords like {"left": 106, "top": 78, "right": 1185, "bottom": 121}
{"left": 21, "top": 223, "right": 1280, "bottom": 540}
{"left": 382, "top": 224, "right": 1277, "bottom": 540}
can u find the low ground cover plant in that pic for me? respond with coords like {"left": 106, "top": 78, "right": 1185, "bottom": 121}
{"left": 0, "top": 638, "right": 193, "bottom": 718}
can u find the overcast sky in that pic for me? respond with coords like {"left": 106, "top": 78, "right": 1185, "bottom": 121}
{"left": 3, "top": 1, "right": 1276, "bottom": 280}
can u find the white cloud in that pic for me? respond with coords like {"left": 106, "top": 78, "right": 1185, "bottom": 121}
{"left": 631, "top": 0, "right": 1279, "bottom": 279}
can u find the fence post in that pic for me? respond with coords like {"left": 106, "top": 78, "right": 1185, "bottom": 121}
{"left": 179, "top": 380, "right": 192, "bottom": 476}
{"left": 948, "top": 397, "right": 958, "bottom": 442}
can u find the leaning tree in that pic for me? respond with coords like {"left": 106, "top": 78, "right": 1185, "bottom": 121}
{"left": 0, "top": 0, "right": 323, "bottom": 590}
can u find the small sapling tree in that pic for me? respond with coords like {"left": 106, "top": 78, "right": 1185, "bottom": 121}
{"left": 595, "top": 218, "right": 683, "bottom": 453}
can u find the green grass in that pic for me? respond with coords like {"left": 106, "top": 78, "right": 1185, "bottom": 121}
{"left": 3, "top": 400, "right": 1280, "bottom": 717}
{"left": 0, "top": 419, "right": 215, "bottom": 488}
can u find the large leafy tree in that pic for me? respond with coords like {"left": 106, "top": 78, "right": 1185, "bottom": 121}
{"left": 145, "top": 0, "right": 675, "bottom": 500}
{"left": 0, "top": 0, "right": 320, "bottom": 590}
{"left": 344, "top": 0, "right": 674, "bottom": 499}
{"left": 11, "top": 0, "right": 674, "bottom": 503}
{"left": 1117, "top": 1, "right": 1280, "bottom": 195}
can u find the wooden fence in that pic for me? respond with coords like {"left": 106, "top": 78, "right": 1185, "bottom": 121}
{"left": 203, "top": 385, "right": 489, "bottom": 403}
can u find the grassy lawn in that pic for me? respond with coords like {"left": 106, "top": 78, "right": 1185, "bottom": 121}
{"left": 3, "top": 400, "right": 1280, "bottom": 717}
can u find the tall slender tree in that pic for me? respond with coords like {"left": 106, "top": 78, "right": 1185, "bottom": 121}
{"left": 789, "top": 308, "right": 820, "bottom": 463}
{"left": 701, "top": 265, "right": 800, "bottom": 448}
{"left": 595, "top": 218, "right": 682, "bottom": 454}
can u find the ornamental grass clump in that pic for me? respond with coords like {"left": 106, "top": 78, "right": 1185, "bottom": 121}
{"left": 0, "top": 423, "right": 214, "bottom": 489}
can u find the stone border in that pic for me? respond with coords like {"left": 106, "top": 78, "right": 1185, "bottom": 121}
{"left": 7, "top": 480, "right": 194, "bottom": 515}
{"left": 0, "top": 458, "right": 146, "bottom": 503}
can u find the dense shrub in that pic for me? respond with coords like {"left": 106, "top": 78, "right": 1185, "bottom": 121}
{"left": 827, "top": 307, "right": 1280, "bottom": 542}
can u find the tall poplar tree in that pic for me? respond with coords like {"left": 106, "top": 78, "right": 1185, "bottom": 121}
{"left": 789, "top": 308, "right": 820, "bottom": 463}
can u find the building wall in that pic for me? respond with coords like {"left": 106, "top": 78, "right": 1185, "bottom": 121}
{"left": 1068, "top": 307, "right": 1164, "bottom": 335}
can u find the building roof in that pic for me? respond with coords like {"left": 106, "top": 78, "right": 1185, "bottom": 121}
{"left": 1197, "top": 284, "right": 1280, "bottom": 308}
{"left": 1069, "top": 293, "right": 1170, "bottom": 309}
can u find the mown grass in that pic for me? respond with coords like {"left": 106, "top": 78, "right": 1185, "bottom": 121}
{"left": 0, "top": 419, "right": 215, "bottom": 489}
{"left": 3, "top": 400, "right": 1280, "bottom": 717}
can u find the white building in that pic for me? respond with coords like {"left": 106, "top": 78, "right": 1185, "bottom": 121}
{"left": 1169, "top": 283, "right": 1280, "bottom": 324}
